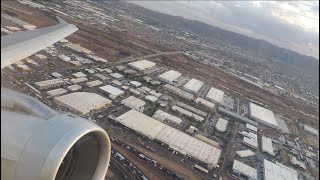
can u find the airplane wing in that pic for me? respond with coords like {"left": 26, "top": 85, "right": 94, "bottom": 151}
{"left": 1, "top": 17, "right": 111, "bottom": 180}
{"left": 1, "top": 17, "right": 78, "bottom": 69}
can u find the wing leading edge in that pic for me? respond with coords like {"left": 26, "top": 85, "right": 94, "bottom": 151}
{"left": 1, "top": 16, "right": 78, "bottom": 69}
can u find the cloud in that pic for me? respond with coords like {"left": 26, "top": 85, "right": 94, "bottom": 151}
{"left": 129, "top": 1, "right": 319, "bottom": 59}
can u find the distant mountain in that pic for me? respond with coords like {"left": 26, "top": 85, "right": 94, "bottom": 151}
{"left": 117, "top": 1, "right": 319, "bottom": 75}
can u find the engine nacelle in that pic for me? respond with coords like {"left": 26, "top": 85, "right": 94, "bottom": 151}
{"left": 1, "top": 89, "right": 111, "bottom": 180}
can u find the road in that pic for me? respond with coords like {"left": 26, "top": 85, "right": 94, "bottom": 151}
{"left": 110, "top": 157, "right": 136, "bottom": 180}
{"left": 218, "top": 122, "right": 239, "bottom": 179}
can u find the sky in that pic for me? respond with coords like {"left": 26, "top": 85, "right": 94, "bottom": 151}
{"left": 129, "top": 1, "right": 319, "bottom": 59}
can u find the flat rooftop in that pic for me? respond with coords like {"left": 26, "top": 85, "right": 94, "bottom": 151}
{"left": 100, "top": 85, "right": 124, "bottom": 96}
{"left": 236, "top": 149, "right": 255, "bottom": 158}
{"left": 232, "top": 160, "right": 257, "bottom": 180}
{"left": 158, "top": 70, "right": 181, "bottom": 82}
{"left": 261, "top": 136, "right": 274, "bottom": 156}
{"left": 116, "top": 110, "right": 221, "bottom": 167}
{"left": 183, "top": 78, "right": 204, "bottom": 93}
{"left": 128, "top": 59, "right": 156, "bottom": 71}
{"left": 249, "top": 103, "right": 278, "bottom": 128}
{"left": 215, "top": 118, "right": 228, "bottom": 132}
{"left": 54, "top": 92, "right": 112, "bottom": 115}
{"left": 263, "top": 159, "right": 298, "bottom": 180}
{"left": 205, "top": 87, "right": 224, "bottom": 103}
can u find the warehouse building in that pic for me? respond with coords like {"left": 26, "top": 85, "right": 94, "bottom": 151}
{"left": 300, "top": 124, "right": 319, "bottom": 137}
{"left": 194, "top": 98, "right": 215, "bottom": 110}
{"left": 70, "top": 77, "right": 88, "bottom": 84}
{"left": 171, "top": 105, "right": 204, "bottom": 122}
{"left": 205, "top": 87, "right": 224, "bottom": 104}
{"left": 99, "top": 85, "right": 124, "bottom": 99}
{"left": 152, "top": 110, "right": 182, "bottom": 125}
{"left": 51, "top": 72, "right": 62, "bottom": 78}
{"left": 66, "top": 42, "right": 92, "bottom": 54}
{"left": 263, "top": 159, "right": 298, "bottom": 180}
{"left": 115, "top": 109, "right": 221, "bottom": 168}
{"left": 182, "top": 78, "right": 204, "bottom": 94}
{"left": 47, "top": 88, "right": 68, "bottom": 97}
{"left": 176, "top": 102, "right": 207, "bottom": 117}
{"left": 145, "top": 95, "right": 158, "bottom": 102}
{"left": 194, "top": 134, "right": 219, "bottom": 148}
{"left": 232, "top": 160, "right": 258, "bottom": 180}
{"left": 158, "top": 70, "right": 181, "bottom": 83}
{"left": 67, "top": 85, "right": 82, "bottom": 92}
{"left": 261, "top": 136, "right": 275, "bottom": 156}
{"left": 249, "top": 103, "right": 278, "bottom": 129}
{"left": 128, "top": 59, "right": 156, "bottom": 71}
{"left": 35, "top": 79, "right": 65, "bottom": 90}
{"left": 121, "top": 96, "right": 146, "bottom": 112}
{"left": 72, "top": 72, "right": 87, "bottom": 78}
{"left": 246, "top": 124, "right": 258, "bottom": 132}
{"left": 130, "top": 88, "right": 140, "bottom": 95}
{"left": 86, "top": 80, "right": 103, "bottom": 88}
{"left": 215, "top": 118, "right": 228, "bottom": 132}
{"left": 54, "top": 92, "right": 111, "bottom": 115}
{"left": 110, "top": 73, "right": 123, "bottom": 79}
{"left": 111, "top": 80, "right": 122, "bottom": 86}
{"left": 149, "top": 90, "right": 162, "bottom": 98}
{"left": 236, "top": 149, "right": 255, "bottom": 158}
{"left": 240, "top": 131, "right": 258, "bottom": 150}
{"left": 130, "top": 81, "right": 142, "bottom": 87}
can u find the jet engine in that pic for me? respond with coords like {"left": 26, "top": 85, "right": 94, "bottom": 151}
{"left": 1, "top": 88, "right": 111, "bottom": 180}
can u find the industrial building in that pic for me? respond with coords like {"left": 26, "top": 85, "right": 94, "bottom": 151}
{"left": 67, "top": 85, "right": 82, "bottom": 91}
{"left": 47, "top": 88, "right": 68, "bottom": 97}
{"left": 176, "top": 102, "right": 207, "bottom": 117}
{"left": 163, "top": 84, "right": 194, "bottom": 100}
{"left": 236, "top": 149, "right": 255, "bottom": 158}
{"left": 215, "top": 118, "right": 228, "bottom": 132}
{"left": 35, "top": 79, "right": 65, "bottom": 90}
{"left": 51, "top": 72, "right": 62, "bottom": 78}
{"left": 218, "top": 107, "right": 259, "bottom": 126}
{"left": 121, "top": 96, "right": 146, "bottom": 112}
{"left": 86, "top": 80, "right": 103, "bottom": 87}
{"left": 145, "top": 95, "right": 158, "bottom": 102}
{"left": 70, "top": 77, "right": 88, "bottom": 84}
{"left": 115, "top": 110, "right": 221, "bottom": 167}
{"left": 66, "top": 42, "right": 92, "bottom": 54}
{"left": 130, "top": 88, "right": 140, "bottom": 95}
{"left": 182, "top": 78, "right": 204, "bottom": 94}
{"left": 171, "top": 105, "right": 204, "bottom": 121}
{"left": 72, "top": 72, "right": 87, "bottom": 78}
{"left": 128, "top": 59, "right": 156, "bottom": 71}
{"left": 205, "top": 87, "right": 224, "bottom": 104}
{"left": 54, "top": 92, "right": 112, "bottom": 115}
{"left": 232, "top": 160, "right": 257, "bottom": 180}
{"left": 99, "top": 85, "right": 124, "bottom": 99}
{"left": 149, "top": 90, "right": 162, "bottom": 98}
{"left": 246, "top": 124, "right": 258, "bottom": 132}
{"left": 130, "top": 81, "right": 142, "bottom": 87}
{"left": 249, "top": 103, "right": 278, "bottom": 129}
{"left": 152, "top": 110, "right": 182, "bottom": 125}
{"left": 263, "top": 159, "right": 298, "bottom": 180}
{"left": 111, "top": 80, "right": 122, "bottom": 86}
{"left": 194, "top": 134, "right": 219, "bottom": 148}
{"left": 240, "top": 131, "right": 258, "bottom": 150}
{"left": 194, "top": 98, "right": 215, "bottom": 110}
{"left": 110, "top": 73, "right": 123, "bottom": 79}
{"left": 34, "top": 54, "right": 47, "bottom": 59}
{"left": 141, "top": 86, "right": 151, "bottom": 92}
{"left": 261, "top": 136, "right": 275, "bottom": 156}
{"left": 158, "top": 70, "right": 181, "bottom": 83}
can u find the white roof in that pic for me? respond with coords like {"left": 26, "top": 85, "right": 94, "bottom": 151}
{"left": 183, "top": 78, "right": 204, "bottom": 93}
{"left": 130, "top": 81, "right": 142, "bottom": 87}
{"left": 52, "top": 72, "right": 62, "bottom": 78}
{"left": 236, "top": 149, "right": 255, "bottom": 158}
{"left": 67, "top": 85, "right": 82, "bottom": 91}
{"left": 35, "top": 79, "right": 64, "bottom": 87}
{"left": 195, "top": 98, "right": 215, "bottom": 109}
{"left": 249, "top": 103, "right": 278, "bottom": 128}
{"left": 54, "top": 92, "right": 112, "bottom": 115}
{"left": 158, "top": 70, "right": 181, "bottom": 82}
{"left": 72, "top": 72, "right": 87, "bottom": 78}
{"left": 86, "top": 80, "right": 103, "bottom": 87}
{"left": 47, "top": 88, "right": 67, "bottom": 96}
{"left": 100, "top": 85, "right": 124, "bottom": 96}
{"left": 110, "top": 73, "right": 123, "bottom": 79}
{"left": 246, "top": 123, "right": 258, "bottom": 132}
{"left": 215, "top": 118, "right": 228, "bottom": 132}
{"left": 205, "top": 87, "right": 224, "bottom": 103}
{"left": 141, "top": 86, "right": 151, "bottom": 92}
{"left": 121, "top": 96, "right": 146, "bottom": 111}
{"left": 263, "top": 159, "right": 298, "bottom": 180}
{"left": 261, "top": 136, "right": 274, "bottom": 156}
{"left": 152, "top": 110, "right": 182, "bottom": 125}
{"left": 70, "top": 77, "right": 88, "bottom": 84}
{"left": 172, "top": 105, "right": 204, "bottom": 121}
{"left": 145, "top": 95, "right": 158, "bottom": 102}
{"left": 232, "top": 160, "right": 257, "bottom": 180}
{"left": 128, "top": 59, "right": 156, "bottom": 71}
{"left": 243, "top": 137, "right": 258, "bottom": 149}
{"left": 115, "top": 110, "right": 221, "bottom": 167}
